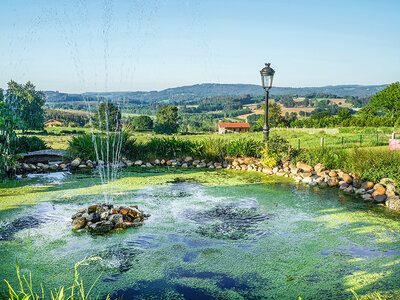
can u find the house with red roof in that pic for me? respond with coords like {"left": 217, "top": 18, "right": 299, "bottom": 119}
{"left": 218, "top": 122, "right": 250, "bottom": 134}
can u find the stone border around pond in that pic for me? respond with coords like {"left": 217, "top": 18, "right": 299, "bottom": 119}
{"left": 14, "top": 156, "right": 400, "bottom": 213}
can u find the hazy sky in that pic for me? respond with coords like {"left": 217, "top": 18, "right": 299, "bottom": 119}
{"left": 1, "top": 0, "right": 399, "bottom": 93}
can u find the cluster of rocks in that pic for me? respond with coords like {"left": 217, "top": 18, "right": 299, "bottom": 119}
{"left": 226, "top": 158, "right": 400, "bottom": 212}
{"left": 129, "top": 157, "right": 227, "bottom": 169}
{"left": 15, "top": 154, "right": 400, "bottom": 213}
{"left": 71, "top": 203, "right": 150, "bottom": 234}
{"left": 15, "top": 158, "right": 98, "bottom": 173}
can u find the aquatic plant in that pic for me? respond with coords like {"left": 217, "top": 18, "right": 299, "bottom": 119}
{"left": 5, "top": 257, "right": 108, "bottom": 300}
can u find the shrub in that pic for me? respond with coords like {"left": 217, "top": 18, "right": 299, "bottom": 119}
{"left": 293, "top": 147, "right": 346, "bottom": 170}
{"left": 11, "top": 136, "right": 48, "bottom": 153}
{"left": 225, "top": 138, "right": 263, "bottom": 158}
{"left": 346, "top": 148, "right": 400, "bottom": 183}
{"left": 67, "top": 132, "right": 136, "bottom": 162}
{"left": 261, "top": 135, "right": 298, "bottom": 167}
{"left": 199, "top": 137, "right": 227, "bottom": 161}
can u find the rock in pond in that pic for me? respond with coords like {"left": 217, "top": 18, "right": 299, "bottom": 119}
{"left": 71, "top": 203, "right": 150, "bottom": 234}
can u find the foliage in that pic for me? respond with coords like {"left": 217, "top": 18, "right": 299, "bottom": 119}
{"left": 92, "top": 102, "right": 121, "bottom": 131}
{"left": 261, "top": 135, "right": 297, "bottom": 167}
{"left": 0, "top": 102, "right": 22, "bottom": 177}
{"left": 371, "top": 82, "right": 400, "bottom": 120}
{"left": 11, "top": 136, "right": 48, "bottom": 154}
{"left": 346, "top": 148, "right": 400, "bottom": 183}
{"left": 67, "top": 132, "right": 135, "bottom": 162}
{"left": 131, "top": 115, "right": 153, "bottom": 131}
{"left": 5, "top": 257, "right": 109, "bottom": 300}
{"left": 154, "top": 106, "right": 179, "bottom": 134}
{"left": 295, "top": 147, "right": 346, "bottom": 170}
{"left": 225, "top": 138, "right": 263, "bottom": 158}
{"left": 5, "top": 81, "right": 45, "bottom": 132}
{"left": 140, "top": 136, "right": 197, "bottom": 160}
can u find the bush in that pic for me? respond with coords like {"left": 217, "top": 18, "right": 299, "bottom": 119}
{"left": 11, "top": 136, "right": 48, "bottom": 153}
{"left": 225, "top": 138, "right": 263, "bottom": 158}
{"left": 67, "top": 132, "right": 136, "bottom": 161}
{"left": 261, "top": 135, "right": 299, "bottom": 167}
{"left": 346, "top": 148, "right": 400, "bottom": 183}
{"left": 293, "top": 147, "right": 346, "bottom": 170}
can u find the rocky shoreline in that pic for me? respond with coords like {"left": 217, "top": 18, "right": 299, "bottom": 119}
{"left": 14, "top": 156, "right": 400, "bottom": 213}
{"left": 71, "top": 203, "right": 150, "bottom": 234}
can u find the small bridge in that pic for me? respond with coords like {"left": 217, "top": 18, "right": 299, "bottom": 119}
{"left": 18, "top": 149, "right": 67, "bottom": 164}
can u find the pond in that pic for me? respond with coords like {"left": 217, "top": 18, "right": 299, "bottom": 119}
{"left": 0, "top": 169, "right": 399, "bottom": 299}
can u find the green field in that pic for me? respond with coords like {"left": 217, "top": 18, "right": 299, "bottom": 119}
{"left": 19, "top": 126, "right": 399, "bottom": 152}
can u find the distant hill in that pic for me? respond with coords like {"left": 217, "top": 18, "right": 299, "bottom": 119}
{"left": 44, "top": 83, "right": 388, "bottom": 104}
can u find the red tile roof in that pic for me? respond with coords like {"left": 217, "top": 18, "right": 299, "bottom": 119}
{"left": 219, "top": 122, "right": 250, "bottom": 128}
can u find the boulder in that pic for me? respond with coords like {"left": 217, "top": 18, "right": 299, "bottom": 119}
{"left": 318, "top": 181, "right": 328, "bottom": 187}
{"left": 78, "top": 164, "right": 87, "bottom": 169}
{"left": 361, "top": 181, "right": 374, "bottom": 190}
{"left": 362, "top": 193, "right": 373, "bottom": 201}
{"left": 385, "top": 183, "right": 396, "bottom": 197}
{"left": 88, "top": 212, "right": 100, "bottom": 223}
{"left": 197, "top": 162, "right": 206, "bottom": 168}
{"left": 263, "top": 168, "right": 273, "bottom": 175}
{"left": 72, "top": 217, "right": 87, "bottom": 230}
{"left": 89, "top": 221, "right": 113, "bottom": 234}
{"left": 134, "top": 160, "right": 143, "bottom": 166}
{"left": 302, "top": 177, "right": 313, "bottom": 183}
{"left": 71, "top": 158, "right": 81, "bottom": 167}
{"left": 342, "top": 173, "right": 353, "bottom": 184}
{"left": 355, "top": 188, "right": 366, "bottom": 195}
{"left": 314, "top": 163, "right": 325, "bottom": 173}
{"left": 161, "top": 159, "right": 166, "bottom": 165}
{"left": 343, "top": 186, "right": 354, "bottom": 193}
{"left": 59, "top": 163, "right": 67, "bottom": 169}
{"left": 372, "top": 184, "right": 386, "bottom": 197}
{"left": 328, "top": 177, "right": 340, "bottom": 187}
{"left": 88, "top": 204, "right": 99, "bottom": 213}
{"left": 290, "top": 167, "right": 299, "bottom": 175}
{"left": 184, "top": 156, "right": 193, "bottom": 162}
{"left": 353, "top": 178, "right": 362, "bottom": 189}
{"left": 380, "top": 178, "right": 395, "bottom": 185}
{"left": 328, "top": 170, "right": 338, "bottom": 177}
{"left": 181, "top": 163, "right": 188, "bottom": 168}
{"left": 339, "top": 183, "right": 349, "bottom": 191}
{"left": 296, "top": 161, "right": 313, "bottom": 172}
{"left": 386, "top": 196, "right": 400, "bottom": 211}
{"left": 146, "top": 163, "right": 153, "bottom": 167}
{"left": 301, "top": 172, "right": 313, "bottom": 178}
{"left": 153, "top": 159, "right": 160, "bottom": 165}
{"left": 374, "top": 194, "right": 387, "bottom": 202}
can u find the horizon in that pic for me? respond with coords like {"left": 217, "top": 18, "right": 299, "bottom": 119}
{"left": 1, "top": 0, "right": 399, "bottom": 93}
{"left": 8, "top": 82, "right": 391, "bottom": 95}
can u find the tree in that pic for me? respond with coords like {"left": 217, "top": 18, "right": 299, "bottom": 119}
{"left": 154, "top": 106, "right": 179, "bottom": 134}
{"left": 93, "top": 102, "right": 121, "bottom": 131}
{"left": 371, "top": 82, "right": 400, "bottom": 121}
{"left": 5, "top": 81, "right": 45, "bottom": 132}
{"left": 338, "top": 108, "right": 352, "bottom": 121}
{"left": 256, "top": 102, "right": 283, "bottom": 128}
{"left": 132, "top": 115, "right": 153, "bottom": 131}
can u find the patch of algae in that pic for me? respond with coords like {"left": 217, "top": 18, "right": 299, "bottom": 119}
{"left": 1, "top": 169, "right": 400, "bottom": 299}
{"left": 0, "top": 169, "right": 289, "bottom": 211}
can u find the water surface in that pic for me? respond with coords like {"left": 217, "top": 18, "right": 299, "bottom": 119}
{"left": 0, "top": 169, "right": 399, "bottom": 299}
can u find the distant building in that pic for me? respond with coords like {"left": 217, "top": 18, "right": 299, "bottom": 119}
{"left": 44, "top": 119, "right": 64, "bottom": 127}
{"left": 218, "top": 122, "right": 250, "bottom": 134}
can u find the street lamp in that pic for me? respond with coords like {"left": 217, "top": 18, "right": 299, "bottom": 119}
{"left": 260, "top": 63, "right": 275, "bottom": 141}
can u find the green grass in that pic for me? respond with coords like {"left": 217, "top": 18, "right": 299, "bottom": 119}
{"left": 20, "top": 126, "right": 398, "bottom": 153}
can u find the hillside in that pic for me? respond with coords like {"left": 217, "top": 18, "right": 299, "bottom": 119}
{"left": 44, "top": 83, "right": 388, "bottom": 104}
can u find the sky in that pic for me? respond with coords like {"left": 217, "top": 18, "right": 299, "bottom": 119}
{"left": 0, "top": 0, "right": 399, "bottom": 93}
